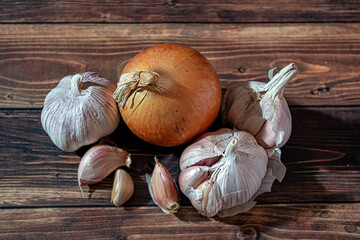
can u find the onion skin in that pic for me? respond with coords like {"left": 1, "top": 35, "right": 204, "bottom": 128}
{"left": 115, "top": 44, "right": 222, "bottom": 147}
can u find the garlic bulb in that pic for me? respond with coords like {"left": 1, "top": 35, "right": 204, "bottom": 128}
{"left": 179, "top": 128, "right": 285, "bottom": 217}
{"left": 222, "top": 63, "right": 299, "bottom": 149}
{"left": 111, "top": 169, "right": 134, "bottom": 206}
{"left": 146, "top": 157, "right": 180, "bottom": 214}
{"left": 41, "top": 72, "right": 120, "bottom": 152}
{"left": 78, "top": 145, "right": 131, "bottom": 197}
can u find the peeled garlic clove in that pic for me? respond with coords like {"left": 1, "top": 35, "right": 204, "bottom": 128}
{"left": 222, "top": 63, "right": 298, "bottom": 149}
{"left": 41, "top": 72, "right": 120, "bottom": 152}
{"left": 111, "top": 169, "right": 134, "bottom": 206}
{"left": 78, "top": 145, "right": 131, "bottom": 197}
{"left": 146, "top": 157, "right": 180, "bottom": 214}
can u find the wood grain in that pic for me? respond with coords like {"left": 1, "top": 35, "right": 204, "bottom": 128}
{"left": 1, "top": 24, "right": 360, "bottom": 108}
{"left": 1, "top": 108, "right": 359, "bottom": 207}
{"left": 1, "top": 204, "right": 359, "bottom": 239}
{"left": 1, "top": 0, "right": 360, "bottom": 23}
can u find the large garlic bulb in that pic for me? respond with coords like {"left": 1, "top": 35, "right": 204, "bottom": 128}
{"left": 222, "top": 63, "right": 299, "bottom": 149}
{"left": 41, "top": 72, "right": 120, "bottom": 152}
{"left": 179, "top": 128, "right": 285, "bottom": 217}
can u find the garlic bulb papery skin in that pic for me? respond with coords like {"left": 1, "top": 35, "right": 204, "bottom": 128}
{"left": 222, "top": 63, "right": 299, "bottom": 149}
{"left": 179, "top": 128, "right": 286, "bottom": 217}
{"left": 78, "top": 145, "right": 131, "bottom": 197}
{"left": 41, "top": 72, "right": 120, "bottom": 152}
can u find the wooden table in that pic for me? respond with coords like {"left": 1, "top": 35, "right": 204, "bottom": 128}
{"left": 1, "top": 1, "right": 360, "bottom": 239}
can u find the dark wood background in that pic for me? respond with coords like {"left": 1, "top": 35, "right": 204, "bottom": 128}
{"left": 1, "top": 1, "right": 360, "bottom": 239}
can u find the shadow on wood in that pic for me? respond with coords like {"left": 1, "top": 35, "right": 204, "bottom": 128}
{"left": 0, "top": 106, "right": 359, "bottom": 207}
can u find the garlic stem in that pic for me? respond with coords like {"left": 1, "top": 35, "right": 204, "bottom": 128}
{"left": 223, "top": 138, "right": 238, "bottom": 157}
{"left": 263, "top": 63, "right": 298, "bottom": 99}
{"left": 208, "top": 138, "right": 239, "bottom": 182}
{"left": 70, "top": 74, "right": 83, "bottom": 97}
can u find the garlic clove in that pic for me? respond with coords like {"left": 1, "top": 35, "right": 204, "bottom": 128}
{"left": 179, "top": 128, "right": 236, "bottom": 170}
{"left": 190, "top": 180, "right": 213, "bottom": 213}
{"left": 78, "top": 145, "right": 131, "bottom": 197}
{"left": 178, "top": 166, "right": 209, "bottom": 196}
{"left": 224, "top": 85, "right": 265, "bottom": 136}
{"left": 146, "top": 157, "right": 180, "bottom": 214}
{"left": 111, "top": 169, "right": 134, "bottom": 206}
{"left": 259, "top": 96, "right": 292, "bottom": 148}
{"left": 255, "top": 120, "right": 276, "bottom": 149}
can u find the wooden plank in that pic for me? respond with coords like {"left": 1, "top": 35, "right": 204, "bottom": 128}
{"left": 1, "top": 204, "right": 359, "bottom": 239}
{"left": 0, "top": 108, "right": 359, "bottom": 207}
{"left": 1, "top": 0, "right": 360, "bottom": 23}
{"left": 1, "top": 23, "right": 360, "bottom": 108}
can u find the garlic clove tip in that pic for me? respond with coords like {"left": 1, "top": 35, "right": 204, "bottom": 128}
{"left": 126, "top": 154, "right": 132, "bottom": 168}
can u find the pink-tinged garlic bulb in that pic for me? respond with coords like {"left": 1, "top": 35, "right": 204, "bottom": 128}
{"left": 179, "top": 128, "right": 285, "bottom": 217}
{"left": 41, "top": 72, "right": 120, "bottom": 152}
{"left": 222, "top": 63, "right": 299, "bottom": 149}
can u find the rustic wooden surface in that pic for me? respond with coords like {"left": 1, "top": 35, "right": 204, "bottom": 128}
{"left": 1, "top": 24, "right": 360, "bottom": 108}
{"left": 1, "top": 1, "right": 360, "bottom": 239}
{"left": 1, "top": 0, "right": 360, "bottom": 23}
{"left": 1, "top": 205, "right": 360, "bottom": 239}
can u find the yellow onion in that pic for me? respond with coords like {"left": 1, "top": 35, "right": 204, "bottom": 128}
{"left": 113, "top": 44, "right": 222, "bottom": 147}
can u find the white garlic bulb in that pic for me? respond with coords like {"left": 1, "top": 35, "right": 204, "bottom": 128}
{"left": 179, "top": 128, "right": 285, "bottom": 217}
{"left": 41, "top": 72, "right": 120, "bottom": 152}
{"left": 222, "top": 63, "right": 299, "bottom": 149}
